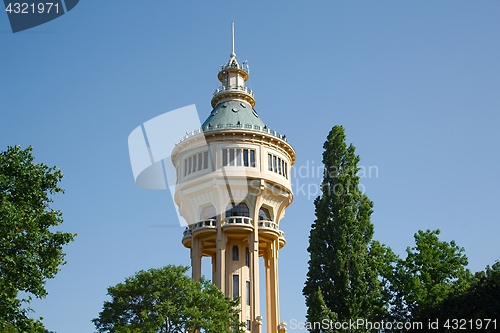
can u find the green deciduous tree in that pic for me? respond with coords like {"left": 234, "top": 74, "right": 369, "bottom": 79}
{"left": 92, "top": 265, "right": 244, "bottom": 333}
{"left": 303, "top": 126, "right": 390, "bottom": 332}
{"left": 410, "top": 261, "right": 500, "bottom": 332}
{"left": 389, "top": 229, "right": 471, "bottom": 323}
{"left": 0, "top": 146, "right": 75, "bottom": 332}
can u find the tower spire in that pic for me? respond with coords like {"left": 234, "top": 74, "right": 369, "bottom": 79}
{"left": 211, "top": 22, "right": 256, "bottom": 107}
{"left": 231, "top": 22, "right": 235, "bottom": 58}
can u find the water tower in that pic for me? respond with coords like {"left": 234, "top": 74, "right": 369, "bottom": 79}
{"left": 171, "top": 24, "right": 295, "bottom": 333}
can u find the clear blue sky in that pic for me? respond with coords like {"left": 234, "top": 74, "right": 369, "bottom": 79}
{"left": 1, "top": 1, "right": 500, "bottom": 332}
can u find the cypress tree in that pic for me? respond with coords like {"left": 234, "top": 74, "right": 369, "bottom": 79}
{"left": 303, "top": 126, "right": 388, "bottom": 332}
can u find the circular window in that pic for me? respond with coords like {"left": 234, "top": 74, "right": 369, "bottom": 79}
{"left": 252, "top": 109, "right": 259, "bottom": 118}
{"left": 232, "top": 108, "right": 238, "bottom": 113}
{"left": 240, "top": 102, "right": 247, "bottom": 108}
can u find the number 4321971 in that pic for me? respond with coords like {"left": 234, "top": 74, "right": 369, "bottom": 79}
{"left": 5, "top": 3, "right": 59, "bottom": 14}
{"left": 443, "top": 319, "right": 496, "bottom": 330}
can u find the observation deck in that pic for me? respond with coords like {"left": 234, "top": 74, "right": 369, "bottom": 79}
{"left": 213, "top": 85, "right": 254, "bottom": 98}
{"left": 175, "top": 123, "right": 289, "bottom": 145}
{"left": 181, "top": 217, "right": 286, "bottom": 248}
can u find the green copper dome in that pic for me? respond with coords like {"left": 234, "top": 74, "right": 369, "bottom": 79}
{"left": 202, "top": 100, "right": 266, "bottom": 130}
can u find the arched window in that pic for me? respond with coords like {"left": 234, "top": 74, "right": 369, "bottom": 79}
{"left": 200, "top": 205, "right": 216, "bottom": 220}
{"left": 232, "top": 245, "right": 239, "bottom": 261}
{"left": 258, "top": 207, "right": 271, "bottom": 221}
{"left": 226, "top": 203, "right": 250, "bottom": 218}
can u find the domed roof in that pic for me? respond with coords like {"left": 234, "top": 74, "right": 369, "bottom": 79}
{"left": 202, "top": 100, "right": 266, "bottom": 130}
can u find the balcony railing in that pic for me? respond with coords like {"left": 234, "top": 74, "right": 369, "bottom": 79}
{"left": 223, "top": 216, "right": 253, "bottom": 225}
{"left": 258, "top": 220, "right": 285, "bottom": 239}
{"left": 176, "top": 124, "right": 288, "bottom": 146}
{"left": 220, "top": 62, "right": 249, "bottom": 73}
{"left": 258, "top": 220, "right": 279, "bottom": 230}
{"left": 193, "top": 219, "right": 217, "bottom": 229}
{"left": 183, "top": 218, "right": 285, "bottom": 238}
{"left": 183, "top": 228, "right": 193, "bottom": 237}
{"left": 213, "top": 85, "right": 254, "bottom": 97}
{"left": 183, "top": 219, "right": 217, "bottom": 238}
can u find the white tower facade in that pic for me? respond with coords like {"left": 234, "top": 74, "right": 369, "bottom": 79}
{"left": 171, "top": 25, "right": 295, "bottom": 333}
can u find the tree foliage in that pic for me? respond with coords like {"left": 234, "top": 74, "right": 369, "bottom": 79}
{"left": 410, "top": 261, "right": 500, "bottom": 332}
{"left": 0, "top": 146, "right": 75, "bottom": 332}
{"left": 303, "top": 126, "right": 389, "bottom": 332}
{"left": 303, "top": 127, "right": 497, "bottom": 331}
{"left": 389, "top": 229, "right": 471, "bottom": 323}
{"left": 92, "top": 265, "right": 244, "bottom": 333}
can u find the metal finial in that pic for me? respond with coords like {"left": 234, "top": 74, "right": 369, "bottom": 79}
{"left": 230, "top": 22, "right": 236, "bottom": 58}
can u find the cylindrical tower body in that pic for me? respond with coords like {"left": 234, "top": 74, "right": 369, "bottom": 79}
{"left": 171, "top": 31, "right": 295, "bottom": 333}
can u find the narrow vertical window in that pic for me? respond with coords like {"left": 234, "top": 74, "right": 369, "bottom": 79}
{"left": 232, "top": 245, "right": 239, "bottom": 261}
{"left": 268, "top": 154, "right": 272, "bottom": 171}
{"left": 184, "top": 159, "right": 188, "bottom": 176}
{"left": 285, "top": 162, "right": 288, "bottom": 178}
{"left": 236, "top": 149, "right": 242, "bottom": 166}
{"left": 246, "top": 281, "right": 250, "bottom": 306}
{"left": 203, "top": 151, "right": 208, "bottom": 169}
{"left": 245, "top": 247, "right": 249, "bottom": 266}
{"left": 193, "top": 154, "right": 197, "bottom": 172}
{"left": 197, "top": 153, "right": 202, "bottom": 171}
{"left": 273, "top": 155, "right": 277, "bottom": 172}
{"left": 233, "top": 275, "right": 239, "bottom": 298}
{"left": 250, "top": 150, "right": 255, "bottom": 167}
{"left": 243, "top": 149, "right": 249, "bottom": 167}
{"left": 188, "top": 157, "right": 192, "bottom": 175}
{"left": 229, "top": 149, "right": 235, "bottom": 166}
{"left": 278, "top": 157, "right": 282, "bottom": 175}
{"left": 222, "top": 149, "right": 228, "bottom": 167}
{"left": 247, "top": 320, "right": 251, "bottom": 331}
